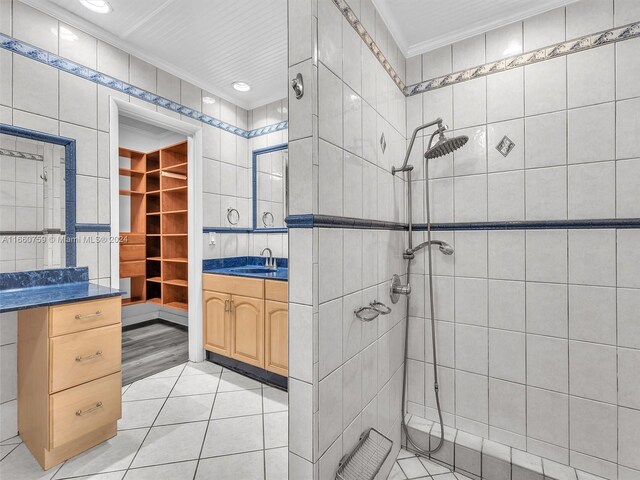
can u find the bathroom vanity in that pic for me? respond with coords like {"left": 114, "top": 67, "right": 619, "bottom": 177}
{"left": 202, "top": 258, "right": 288, "bottom": 384}
{"left": 0, "top": 268, "right": 123, "bottom": 470}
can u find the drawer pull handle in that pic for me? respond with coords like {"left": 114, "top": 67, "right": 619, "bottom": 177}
{"left": 76, "top": 402, "right": 103, "bottom": 416}
{"left": 75, "top": 311, "right": 103, "bottom": 320}
{"left": 75, "top": 351, "right": 103, "bottom": 362}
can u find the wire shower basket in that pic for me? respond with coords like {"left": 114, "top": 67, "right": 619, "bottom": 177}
{"left": 335, "top": 428, "right": 393, "bottom": 480}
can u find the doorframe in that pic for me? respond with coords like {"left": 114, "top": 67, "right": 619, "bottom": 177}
{"left": 109, "top": 98, "right": 205, "bottom": 362}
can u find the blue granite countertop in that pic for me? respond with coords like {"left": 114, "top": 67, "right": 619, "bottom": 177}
{"left": 203, "top": 256, "right": 288, "bottom": 281}
{"left": 0, "top": 267, "right": 122, "bottom": 313}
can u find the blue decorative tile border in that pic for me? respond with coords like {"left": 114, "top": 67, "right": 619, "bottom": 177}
{"left": 406, "top": 22, "right": 640, "bottom": 96}
{"left": 0, "top": 34, "right": 288, "bottom": 139}
{"left": 286, "top": 214, "right": 640, "bottom": 231}
{"left": 75, "top": 223, "right": 111, "bottom": 233}
{"left": 332, "top": 0, "right": 405, "bottom": 92}
{"left": 0, "top": 267, "right": 88, "bottom": 290}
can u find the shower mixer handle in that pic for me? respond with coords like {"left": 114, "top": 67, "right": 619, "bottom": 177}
{"left": 390, "top": 274, "right": 410, "bottom": 304}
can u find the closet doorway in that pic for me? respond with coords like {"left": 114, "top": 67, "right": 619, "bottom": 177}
{"left": 109, "top": 99, "right": 204, "bottom": 385}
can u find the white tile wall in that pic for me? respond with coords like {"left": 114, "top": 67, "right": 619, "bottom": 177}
{"left": 406, "top": 2, "right": 640, "bottom": 477}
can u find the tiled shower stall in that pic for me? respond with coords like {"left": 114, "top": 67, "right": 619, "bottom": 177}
{"left": 287, "top": 0, "right": 640, "bottom": 478}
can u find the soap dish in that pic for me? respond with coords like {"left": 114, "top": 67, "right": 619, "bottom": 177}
{"left": 335, "top": 428, "right": 393, "bottom": 480}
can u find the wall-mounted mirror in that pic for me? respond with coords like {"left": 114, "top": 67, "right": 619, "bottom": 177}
{"left": 252, "top": 143, "right": 288, "bottom": 231}
{"left": 0, "top": 124, "right": 76, "bottom": 271}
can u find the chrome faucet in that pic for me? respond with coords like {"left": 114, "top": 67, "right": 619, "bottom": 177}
{"left": 260, "top": 247, "right": 276, "bottom": 269}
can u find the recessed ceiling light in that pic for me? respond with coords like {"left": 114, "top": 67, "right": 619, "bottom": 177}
{"left": 78, "top": 0, "right": 112, "bottom": 14}
{"left": 202, "top": 96, "right": 216, "bottom": 105}
{"left": 232, "top": 81, "right": 251, "bottom": 92}
{"left": 53, "top": 26, "right": 79, "bottom": 42}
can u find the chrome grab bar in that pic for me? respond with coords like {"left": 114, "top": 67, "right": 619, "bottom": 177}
{"left": 76, "top": 402, "right": 103, "bottom": 416}
{"left": 75, "top": 351, "right": 103, "bottom": 362}
{"left": 75, "top": 311, "right": 102, "bottom": 320}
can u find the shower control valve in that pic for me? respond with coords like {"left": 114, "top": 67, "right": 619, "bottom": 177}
{"left": 390, "top": 274, "right": 411, "bottom": 304}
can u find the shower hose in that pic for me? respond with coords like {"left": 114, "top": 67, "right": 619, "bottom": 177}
{"left": 400, "top": 164, "right": 445, "bottom": 454}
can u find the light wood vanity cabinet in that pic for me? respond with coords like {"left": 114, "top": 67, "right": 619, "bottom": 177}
{"left": 18, "top": 297, "right": 122, "bottom": 469}
{"left": 203, "top": 274, "right": 288, "bottom": 375}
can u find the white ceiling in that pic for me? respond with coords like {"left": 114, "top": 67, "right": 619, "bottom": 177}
{"left": 23, "top": 0, "right": 288, "bottom": 110}
{"left": 373, "top": 0, "right": 578, "bottom": 58}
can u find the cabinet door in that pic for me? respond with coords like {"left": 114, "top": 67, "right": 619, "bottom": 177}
{"left": 265, "top": 300, "right": 288, "bottom": 376}
{"left": 230, "top": 295, "right": 264, "bottom": 368}
{"left": 203, "top": 291, "right": 231, "bottom": 356}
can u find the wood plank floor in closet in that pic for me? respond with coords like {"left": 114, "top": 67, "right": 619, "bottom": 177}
{"left": 121, "top": 321, "right": 188, "bottom": 385}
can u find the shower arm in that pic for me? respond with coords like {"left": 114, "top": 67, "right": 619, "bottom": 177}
{"left": 392, "top": 118, "right": 444, "bottom": 175}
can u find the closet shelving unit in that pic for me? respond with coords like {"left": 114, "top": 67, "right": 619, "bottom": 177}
{"left": 119, "top": 141, "right": 189, "bottom": 312}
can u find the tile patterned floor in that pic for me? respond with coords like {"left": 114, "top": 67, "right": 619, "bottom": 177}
{"left": 0, "top": 361, "right": 288, "bottom": 480}
{"left": 389, "top": 448, "right": 467, "bottom": 480}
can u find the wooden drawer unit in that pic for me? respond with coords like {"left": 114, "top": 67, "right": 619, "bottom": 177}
{"left": 120, "top": 244, "right": 145, "bottom": 262}
{"left": 120, "top": 260, "right": 145, "bottom": 278}
{"left": 18, "top": 297, "right": 122, "bottom": 470}
{"left": 50, "top": 373, "right": 122, "bottom": 449}
{"left": 265, "top": 280, "right": 287, "bottom": 303}
{"left": 50, "top": 324, "right": 121, "bottom": 393}
{"left": 50, "top": 297, "right": 120, "bottom": 337}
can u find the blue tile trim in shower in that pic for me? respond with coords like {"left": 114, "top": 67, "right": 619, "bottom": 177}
{"left": 0, "top": 123, "right": 77, "bottom": 267}
{"left": 203, "top": 227, "right": 255, "bottom": 234}
{"left": 286, "top": 215, "right": 640, "bottom": 231}
{"left": 0, "top": 267, "right": 88, "bottom": 290}
{"left": 75, "top": 224, "right": 111, "bottom": 232}
{"left": 0, "top": 34, "right": 288, "bottom": 139}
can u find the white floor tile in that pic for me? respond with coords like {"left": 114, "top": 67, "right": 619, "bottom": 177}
{"left": 0, "top": 444, "right": 61, "bottom": 480}
{"left": 211, "top": 389, "right": 263, "bottom": 419}
{"left": 169, "top": 374, "right": 219, "bottom": 397}
{"left": 154, "top": 394, "right": 215, "bottom": 426}
{"left": 195, "top": 451, "right": 264, "bottom": 480}
{"left": 388, "top": 462, "right": 408, "bottom": 480}
{"left": 118, "top": 399, "right": 165, "bottom": 431}
{"left": 122, "top": 460, "right": 197, "bottom": 479}
{"left": 217, "top": 371, "right": 262, "bottom": 392}
{"left": 262, "top": 388, "right": 288, "bottom": 413}
{"left": 121, "top": 377, "right": 177, "bottom": 401}
{"left": 0, "top": 443, "right": 19, "bottom": 461}
{"left": 55, "top": 471, "right": 126, "bottom": 480}
{"left": 55, "top": 428, "right": 148, "bottom": 478}
{"left": 182, "top": 361, "right": 223, "bottom": 376}
{"left": 398, "top": 456, "right": 429, "bottom": 478}
{"left": 201, "top": 414, "right": 264, "bottom": 457}
{"left": 263, "top": 412, "right": 288, "bottom": 449}
{"left": 265, "top": 447, "right": 287, "bottom": 480}
{"left": 130, "top": 422, "right": 207, "bottom": 468}
{"left": 0, "top": 435, "right": 21, "bottom": 445}
{"left": 420, "top": 457, "right": 453, "bottom": 475}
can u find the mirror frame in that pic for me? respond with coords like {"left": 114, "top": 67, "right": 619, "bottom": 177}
{"left": 0, "top": 123, "right": 77, "bottom": 266}
{"left": 252, "top": 143, "right": 288, "bottom": 233}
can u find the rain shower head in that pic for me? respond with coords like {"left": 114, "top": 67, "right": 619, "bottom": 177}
{"left": 425, "top": 133, "right": 469, "bottom": 160}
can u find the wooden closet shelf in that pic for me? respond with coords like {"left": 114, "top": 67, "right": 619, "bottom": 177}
{"left": 164, "top": 279, "right": 188, "bottom": 287}
{"left": 161, "top": 210, "right": 188, "bottom": 215}
{"left": 119, "top": 167, "right": 145, "bottom": 177}
{"left": 119, "top": 189, "right": 145, "bottom": 196}
{"left": 147, "top": 298, "right": 162, "bottom": 306}
{"left": 147, "top": 257, "right": 162, "bottom": 261}
{"left": 163, "top": 258, "right": 188, "bottom": 263}
{"left": 122, "top": 297, "right": 145, "bottom": 306}
{"left": 147, "top": 277, "right": 162, "bottom": 283}
{"left": 162, "top": 233, "right": 187, "bottom": 237}
{"left": 146, "top": 212, "right": 161, "bottom": 216}
{"left": 162, "top": 186, "right": 188, "bottom": 193}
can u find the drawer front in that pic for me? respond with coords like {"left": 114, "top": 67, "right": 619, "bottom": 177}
{"left": 120, "top": 233, "right": 145, "bottom": 245}
{"left": 120, "top": 260, "right": 145, "bottom": 278}
{"left": 50, "top": 324, "right": 121, "bottom": 393}
{"left": 120, "top": 244, "right": 145, "bottom": 262}
{"left": 50, "top": 372, "right": 121, "bottom": 449}
{"left": 203, "top": 274, "right": 264, "bottom": 298}
{"left": 50, "top": 298, "right": 121, "bottom": 337}
{"left": 265, "top": 280, "right": 287, "bottom": 302}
